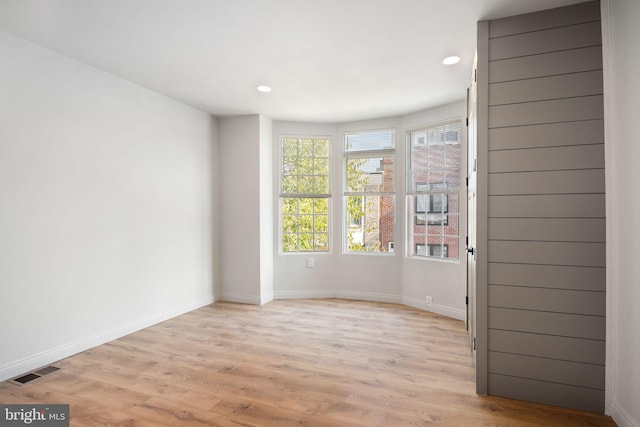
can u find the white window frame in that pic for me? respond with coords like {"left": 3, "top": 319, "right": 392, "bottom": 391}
{"left": 279, "top": 135, "right": 332, "bottom": 253}
{"left": 407, "top": 119, "right": 462, "bottom": 262}
{"left": 343, "top": 129, "right": 396, "bottom": 255}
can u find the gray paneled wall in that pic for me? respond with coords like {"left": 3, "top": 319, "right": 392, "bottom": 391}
{"left": 484, "top": 1, "right": 605, "bottom": 413}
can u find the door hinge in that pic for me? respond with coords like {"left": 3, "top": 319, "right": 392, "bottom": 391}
{"left": 465, "top": 296, "right": 469, "bottom": 305}
{"left": 474, "top": 69, "right": 477, "bottom": 82}
{"left": 466, "top": 177, "right": 469, "bottom": 187}
{"left": 473, "top": 337, "right": 477, "bottom": 351}
{"left": 466, "top": 236, "right": 469, "bottom": 246}
{"left": 466, "top": 117, "right": 469, "bottom": 127}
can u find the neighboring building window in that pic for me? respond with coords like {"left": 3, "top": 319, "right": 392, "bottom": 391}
{"left": 408, "top": 120, "right": 461, "bottom": 260}
{"left": 344, "top": 130, "right": 395, "bottom": 253}
{"left": 416, "top": 243, "right": 449, "bottom": 258}
{"left": 280, "top": 137, "right": 330, "bottom": 252}
{"left": 415, "top": 183, "right": 448, "bottom": 226}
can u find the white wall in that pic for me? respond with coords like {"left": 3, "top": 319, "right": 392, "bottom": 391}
{"left": 0, "top": 30, "right": 218, "bottom": 381}
{"left": 259, "top": 115, "right": 274, "bottom": 304}
{"left": 219, "top": 115, "right": 262, "bottom": 304}
{"left": 605, "top": 0, "right": 640, "bottom": 425}
{"left": 219, "top": 114, "right": 274, "bottom": 305}
{"left": 272, "top": 101, "right": 467, "bottom": 319}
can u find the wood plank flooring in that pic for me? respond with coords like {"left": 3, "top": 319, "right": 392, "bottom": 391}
{"left": 0, "top": 299, "right": 617, "bottom": 426}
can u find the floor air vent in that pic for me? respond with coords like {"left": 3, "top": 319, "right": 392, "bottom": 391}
{"left": 7, "top": 365, "right": 60, "bottom": 386}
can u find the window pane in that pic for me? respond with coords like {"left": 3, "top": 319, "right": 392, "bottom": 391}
{"left": 283, "top": 215, "right": 298, "bottom": 232}
{"left": 345, "top": 130, "right": 394, "bottom": 152}
{"left": 314, "top": 233, "right": 329, "bottom": 251}
{"left": 299, "top": 139, "right": 313, "bottom": 157}
{"left": 280, "top": 136, "right": 330, "bottom": 253}
{"left": 298, "top": 176, "right": 313, "bottom": 194}
{"left": 282, "top": 198, "right": 297, "bottom": 214}
{"left": 282, "top": 157, "right": 297, "bottom": 175}
{"left": 347, "top": 196, "right": 364, "bottom": 227}
{"left": 282, "top": 138, "right": 298, "bottom": 158}
{"left": 314, "top": 139, "right": 329, "bottom": 158}
{"left": 314, "top": 198, "right": 328, "bottom": 214}
{"left": 299, "top": 198, "right": 313, "bottom": 214}
{"left": 299, "top": 215, "right": 313, "bottom": 232}
{"left": 407, "top": 120, "right": 461, "bottom": 260}
{"left": 314, "top": 175, "right": 329, "bottom": 194}
{"left": 299, "top": 234, "right": 313, "bottom": 251}
{"left": 298, "top": 157, "right": 313, "bottom": 175}
{"left": 444, "top": 214, "right": 459, "bottom": 236}
{"left": 281, "top": 137, "right": 330, "bottom": 196}
{"left": 346, "top": 156, "right": 394, "bottom": 193}
{"left": 344, "top": 130, "right": 395, "bottom": 255}
{"left": 314, "top": 215, "right": 329, "bottom": 232}
{"left": 416, "top": 195, "right": 427, "bottom": 213}
{"left": 281, "top": 197, "right": 330, "bottom": 253}
{"left": 346, "top": 195, "right": 394, "bottom": 253}
{"left": 281, "top": 176, "right": 297, "bottom": 193}
{"left": 409, "top": 121, "right": 461, "bottom": 193}
{"left": 282, "top": 234, "right": 298, "bottom": 252}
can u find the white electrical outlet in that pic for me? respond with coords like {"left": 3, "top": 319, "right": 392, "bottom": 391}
{"left": 426, "top": 296, "right": 433, "bottom": 305}
{"left": 307, "top": 258, "right": 315, "bottom": 268}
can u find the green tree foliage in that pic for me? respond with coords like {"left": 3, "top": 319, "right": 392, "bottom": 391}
{"left": 281, "top": 138, "right": 330, "bottom": 252}
{"left": 345, "top": 156, "right": 384, "bottom": 252}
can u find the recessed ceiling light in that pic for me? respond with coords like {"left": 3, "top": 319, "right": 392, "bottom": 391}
{"left": 257, "top": 85, "right": 272, "bottom": 93}
{"left": 442, "top": 56, "right": 461, "bottom": 65}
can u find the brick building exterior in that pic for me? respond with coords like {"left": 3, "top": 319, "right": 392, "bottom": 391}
{"left": 347, "top": 122, "right": 460, "bottom": 258}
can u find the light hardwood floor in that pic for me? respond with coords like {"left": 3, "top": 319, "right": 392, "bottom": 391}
{"left": 0, "top": 299, "right": 616, "bottom": 426}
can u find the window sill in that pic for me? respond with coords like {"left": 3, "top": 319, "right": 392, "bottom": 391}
{"left": 407, "top": 255, "right": 460, "bottom": 264}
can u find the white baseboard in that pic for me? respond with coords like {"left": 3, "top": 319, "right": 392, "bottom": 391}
{"left": 0, "top": 295, "right": 215, "bottom": 382}
{"left": 274, "top": 290, "right": 464, "bottom": 320}
{"left": 335, "top": 291, "right": 402, "bottom": 304}
{"left": 274, "top": 290, "right": 401, "bottom": 304}
{"left": 611, "top": 401, "right": 640, "bottom": 427}
{"left": 220, "top": 292, "right": 262, "bottom": 305}
{"left": 260, "top": 293, "right": 274, "bottom": 306}
{"left": 403, "top": 296, "right": 466, "bottom": 321}
{"left": 274, "top": 290, "right": 337, "bottom": 299}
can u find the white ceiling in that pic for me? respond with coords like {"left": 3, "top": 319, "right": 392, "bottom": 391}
{"left": 0, "top": 0, "right": 588, "bottom": 123}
